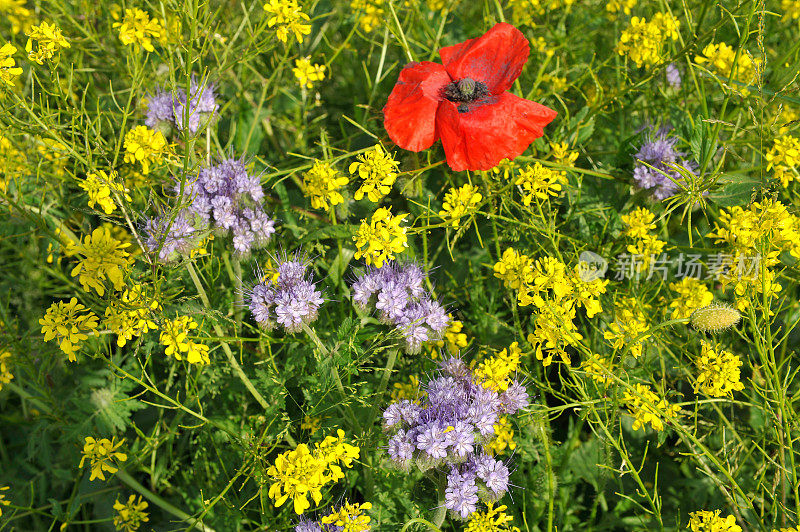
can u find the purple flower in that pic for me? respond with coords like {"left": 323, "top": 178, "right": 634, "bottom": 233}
{"left": 145, "top": 90, "right": 176, "bottom": 129}
{"left": 471, "top": 454, "right": 510, "bottom": 497}
{"left": 173, "top": 78, "right": 219, "bottom": 133}
{"left": 666, "top": 63, "right": 681, "bottom": 89}
{"left": 416, "top": 423, "right": 450, "bottom": 459}
{"left": 500, "top": 381, "right": 530, "bottom": 413}
{"left": 295, "top": 518, "right": 323, "bottom": 532}
{"left": 445, "top": 467, "right": 479, "bottom": 519}
{"left": 632, "top": 126, "right": 697, "bottom": 200}
{"left": 446, "top": 421, "right": 475, "bottom": 458}
{"left": 350, "top": 261, "right": 450, "bottom": 353}
{"left": 248, "top": 254, "right": 323, "bottom": 333}
{"left": 142, "top": 212, "right": 204, "bottom": 262}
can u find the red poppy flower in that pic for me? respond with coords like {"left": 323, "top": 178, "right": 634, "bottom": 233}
{"left": 383, "top": 23, "right": 557, "bottom": 172}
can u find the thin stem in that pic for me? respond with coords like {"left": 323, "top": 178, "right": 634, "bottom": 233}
{"left": 364, "top": 347, "right": 400, "bottom": 432}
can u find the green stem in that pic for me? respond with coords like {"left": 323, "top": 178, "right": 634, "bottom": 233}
{"left": 364, "top": 347, "right": 400, "bottom": 432}
{"left": 116, "top": 471, "right": 216, "bottom": 532}
{"left": 432, "top": 477, "right": 448, "bottom": 529}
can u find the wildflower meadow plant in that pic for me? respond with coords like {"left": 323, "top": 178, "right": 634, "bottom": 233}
{"left": 4, "top": 1, "right": 800, "bottom": 530}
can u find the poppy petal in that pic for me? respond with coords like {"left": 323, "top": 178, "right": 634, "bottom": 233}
{"left": 435, "top": 92, "right": 557, "bottom": 172}
{"left": 383, "top": 61, "right": 452, "bottom": 152}
{"left": 439, "top": 22, "right": 530, "bottom": 95}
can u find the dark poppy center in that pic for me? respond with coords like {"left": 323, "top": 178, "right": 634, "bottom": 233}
{"left": 442, "top": 77, "right": 489, "bottom": 104}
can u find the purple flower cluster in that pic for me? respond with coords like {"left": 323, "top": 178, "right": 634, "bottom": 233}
{"left": 295, "top": 518, "right": 323, "bottom": 532}
{"left": 178, "top": 158, "right": 276, "bottom": 255}
{"left": 666, "top": 63, "right": 681, "bottom": 89}
{"left": 142, "top": 212, "right": 204, "bottom": 262}
{"left": 146, "top": 78, "right": 219, "bottom": 133}
{"left": 351, "top": 261, "right": 449, "bottom": 353}
{"left": 632, "top": 126, "right": 697, "bottom": 200}
{"left": 248, "top": 254, "right": 324, "bottom": 333}
{"left": 383, "top": 357, "right": 528, "bottom": 520}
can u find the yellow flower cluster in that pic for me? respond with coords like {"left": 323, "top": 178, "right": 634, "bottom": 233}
{"left": 391, "top": 374, "right": 423, "bottom": 402}
{"left": 0, "top": 350, "right": 13, "bottom": 391}
{"left": 350, "top": 144, "right": 399, "bottom": 202}
{"left": 0, "top": 485, "right": 9, "bottom": 517}
{"left": 159, "top": 316, "right": 210, "bottom": 365}
{"left": 79, "top": 436, "right": 128, "bottom": 481}
{"left": 320, "top": 500, "right": 372, "bottom": 531}
{"left": 694, "top": 42, "right": 760, "bottom": 95}
{"left": 440, "top": 184, "right": 482, "bottom": 228}
{"left": 0, "top": 0, "right": 32, "bottom": 35}
{"left": 465, "top": 502, "right": 520, "bottom": 532}
{"left": 113, "top": 495, "right": 149, "bottom": 532}
{"left": 616, "top": 13, "right": 680, "bottom": 68}
{"left": 694, "top": 341, "right": 745, "bottom": 398}
{"left": 475, "top": 342, "right": 522, "bottom": 392}
{"left": 351, "top": 0, "right": 385, "bottom": 33}
{"left": 708, "top": 199, "right": 800, "bottom": 309}
{"left": 427, "top": 315, "right": 468, "bottom": 357}
{"left": 766, "top": 135, "right": 800, "bottom": 187}
{"left": 103, "top": 284, "right": 159, "bottom": 347}
{"left": 68, "top": 226, "right": 131, "bottom": 296}
{"left": 353, "top": 207, "right": 408, "bottom": 267}
{"left": 113, "top": 8, "right": 164, "bottom": 52}
{"left": 267, "top": 429, "right": 360, "bottom": 514}
{"left": 493, "top": 248, "right": 534, "bottom": 291}
{"left": 25, "top": 21, "right": 70, "bottom": 64}
{"left": 0, "top": 43, "right": 23, "bottom": 87}
{"left": 622, "top": 383, "right": 680, "bottom": 431}
{"left": 263, "top": 0, "right": 311, "bottom": 44}
{"left": 604, "top": 297, "right": 650, "bottom": 359}
{"left": 40, "top": 298, "right": 99, "bottom": 361}
{"left": 550, "top": 142, "right": 579, "bottom": 166}
{"left": 621, "top": 207, "right": 666, "bottom": 273}
{"left": 668, "top": 278, "right": 714, "bottom": 319}
{"left": 303, "top": 160, "right": 348, "bottom": 211}
{"left": 687, "top": 510, "right": 742, "bottom": 532}
{"left": 515, "top": 163, "right": 566, "bottom": 204}
{"left": 79, "top": 171, "right": 131, "bottom": 215}
{"left": 783, "top": 0, "right": 800, "bottom": 20}
{"left": 605, "top": 0, "right": 636, "bottom": 20}
{"left": 580, "top": 353, "right": 614, "bottom": 387}
{"left": 293, "top": 57, "right": 326, "bottom": 89}
{"left": 123, "top": 126, "right": 167, "bottom": 174}
{"left": 485, "top": 416, "right": 517, "bottom": 456}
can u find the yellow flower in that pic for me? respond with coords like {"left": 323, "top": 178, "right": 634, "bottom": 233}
{"left": 694, "top": 42, "right": 760, "bottom": 95}
{"left": 0, "top": 485, "right": 10, "bottom": 518}
{"left": 0, "top": 0, "right": 33, "bottom": 35}
{"left": 580, "top": 353, "right": 614, "bottom": 387}
{"left": 549, "top": 142, "right": 579, "bottom": 166}
{"left": 0, "top": 43, "right": 23, "bottom": 86}
{"left": 0, "top": 350, "right": 13, "bottom": 391}
{"left": 687, "top": 510, "right": 742, "bottom": 532}
{"left": 622, "top": 383, "right": 680, "bottom": 431}
{"left": 67, "top": 226, "right": 132, "bottom": 296}
{"left": 605, "top": 0, "right": 636, "bottom": 20}
{"left": 515, "top": 162, "right": 566, "bottom": 204}
{"left": 491, "top": 158, "right": 518, "bottom": 180}
{"left": 303, "top": 160, "right": 348, "bottom": 211}
{"left": 350, "top": 0, "right": 385, "bottom": 33}
{"left": 616, "top": 14, "right": 680, "bottom": 68}
{"left": 439, "top": 184, "right": 482, "bottom": 228}
{"left": 621, "top": 207, "right": 657, "bottom": 239}
{"left": 474, "top": 342, "right": 522, "bottom": 392}
{"left": 391, "top": 374, "right": 423, "bottom": 402}
{"left": 79, "top": 171, "right": 131, "bottom": 214}
{"left": 484, "top": 416, "right": 517, "bottom": 456}
{"left": 353, "top": 207, "right": 408, "bottom": 267}
{"left": 40, "top": 298, "right": 99, "bottom": 362}
{"left": 293, "top": 57, "right": 326, "bottom": 89}
{"left": 267, "top": 429, "right": 359, "bottom": 514}
{"left": 25, "top": 21, "right": 70, "bottom": 64}
{"left": 79, "top": 436, "right": 128, "bottom": 481}
{"left": 113, "top": 8, "right": 163, "bottom": 52}
{"left": 783, "top": 0, "right": 800, "bottom": 20}
{"left": 668, "top": 278, "right": 714, "bottom": 319}
{"left": 263, "top": 0, "right": 311, "bottom": 44}
{"left": 320, "top": 500, "right": 372, "bottom": 531}
{"left": 465, "top": 502, "right": 520, "bottom": 532}
{"left": 493, "top": 248, "right": 533, "bottom": 291}
{"left": 301, "top": 415, "right": 322, "bottom": 434}
{"left": 123, "top": 126, "right": 167, "bottom": 174}
{"left": 695, "top": 341, "right": 744, "bottom": 398}
{"left": 350, "top": 144, "right": 399, "bottom": 202}
{"left": 103, "top": 284, "right": 159, "bottom": 347}
{"left": 766, "top": 135, "right": 800, "bottom": 187}
{"left": 113, "top": 495, "right": 149, "bottom": 532}
{"left": 159, "top": 316, "right": 210, "bottom": 365}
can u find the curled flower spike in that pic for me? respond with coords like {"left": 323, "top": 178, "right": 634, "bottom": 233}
{"left": 690, "top": 303, "right": 741, "bottom": 333}
{"left": 383, "top": 23, "right": 557, "bottom": 171}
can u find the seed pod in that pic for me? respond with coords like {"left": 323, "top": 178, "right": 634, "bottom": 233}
{"left": 690, "top": 304, "right": 741, "bottom": 333}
